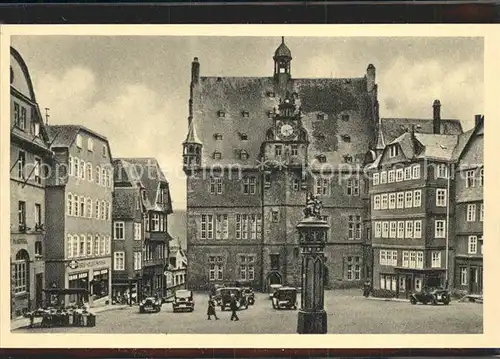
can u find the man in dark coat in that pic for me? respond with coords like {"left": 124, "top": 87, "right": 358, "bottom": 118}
{"left": 207, "top": 295, "right": 219, "bottom": 320}
{"left": 229, "top": 293, "right": 239, "bottom": 321}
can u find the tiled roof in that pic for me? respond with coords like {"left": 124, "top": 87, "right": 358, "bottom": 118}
{"left": 451, "top": 128, "right": 475, "bottom": 161}
{"left": 190, "top": 75, "right": 376, "bottom": 169}
{"left": 274, "top": 40, "right": 292, "bottom": 58}
{"left": 414, "top": 133, "right": 458, "bottom": 161}
{"left": 380, "top": 118, "right": 463, "bottom": 144}
{"left": 390, "top": 132, "right": 418, "bottom": 160}
{"left": 112, "top": 187, "right": 138, "bottom": 219}
{"left": 46, "top": 124, "right": 108, "bottom": 148}
{"left": 115, "top": 157, "right": 172, "bottom": 214}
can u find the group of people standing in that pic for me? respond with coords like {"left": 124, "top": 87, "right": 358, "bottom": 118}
{"left": 206, "top": 294, "right": 239, "bottom": 321}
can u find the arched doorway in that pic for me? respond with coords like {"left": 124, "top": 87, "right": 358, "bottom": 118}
{"left": 266, "top": 271, "right": 282, "bottom": 290}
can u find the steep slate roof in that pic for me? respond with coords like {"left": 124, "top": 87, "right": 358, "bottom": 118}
{"left": 414, "top": 133, "right": 458, "bottom": 161}
{"left": 116, "top": 157, "right": 172, "bottom": 214}
{"left": 191, "top": 75, "right": 375, "bottom": 169}
{"left": 451, "top": 128, "right": 475, "bottom": 161}
{"left": 380, "top": 118, "right": 463, "bottom": 144}
{"left": 112, "top": 187, "right": 138, "bottom": 219}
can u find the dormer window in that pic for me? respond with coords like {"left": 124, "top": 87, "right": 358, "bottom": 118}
{"left": 267, "top": 91, "right": 276, "bottom": 98}
{"left": 341, "top": 135, "right": 351, "bottom": 143}
{"left": 88, "top": 138, "right": 94, "bottom": 152}
{"left": 389, "top": 145, "right": 399, "bottom": 158}
{"left": 239, "top": 133, "right": 248, "bottom": 141}
{"left": 213, "top": 151, "right": 222, "bottom": 160}
{"left": 240, "top": 150, "right": 249, "bottom": 160}
{"left": 214, "top": 133, "right": 223, "bottom": 140}
{"left": 76, "top": 134, "right": 83, "bottom": 148}
{"left": 33, "top": 122, "right": 40, "bottom": 137}
{"left": 218, "top": 110, "right": 225, "bottom": 118}
{"left": 317, "top": 155, "right": 327, "bottom": 163}
{"left": 341, "top": 114, "right": 350, "bottom": 122}
{"left": 344, "top": 155, "right": 353, "bottom": 163}
{"left": 242, "top": 111, "right": 249, "bottom": 118}
{"left": 102, "top": 145, "right": 107, "bottom": 158}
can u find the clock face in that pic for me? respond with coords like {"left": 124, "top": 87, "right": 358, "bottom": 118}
{"left": 280, "top": 124, "right": 294, "bottom": 137}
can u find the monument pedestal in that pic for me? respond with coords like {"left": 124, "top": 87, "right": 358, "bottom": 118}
{"left": 297, "top": 309, "right": 327, "bottom": 334}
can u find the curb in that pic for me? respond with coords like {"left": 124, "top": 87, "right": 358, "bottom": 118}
{"left": 365, "top": 296, "right": 409, "bottom": 303}
{"left": 10, "top": 305, "right": 129, "bottom": 331}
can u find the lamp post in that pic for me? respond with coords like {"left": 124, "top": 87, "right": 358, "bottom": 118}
{"left": 297, "top": 193, "right": 329, "bottom": 334}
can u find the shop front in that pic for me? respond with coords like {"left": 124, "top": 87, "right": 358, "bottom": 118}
{"left": 65, "top": 257, "right": 112, "bottom": 306}
{"left": 393, "top": 268, "right": 446, "bottom": 298}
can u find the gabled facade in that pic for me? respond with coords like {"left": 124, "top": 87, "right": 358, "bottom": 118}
{"left": 10, "top": 47, "right": 54, "bottom": 318}
{"left": 453, "top": 116, "right": 484, "bottom": 295}
{"left": 367, "top": 101, "right": 484, "bottom": 297}
{"left": 111, "top": 159, "right": 148, "bottom": 303}
{"left": 183, "top": 38, "right": 378, "bottom": 291}
{"left": 44, "top": 124, "right": 114, "bottom": 306}
{"left": 166, "top": 238, "right": 188, "bottom": 298}
{"left": 115, "top": 158, "right": 173, "bottom": 299}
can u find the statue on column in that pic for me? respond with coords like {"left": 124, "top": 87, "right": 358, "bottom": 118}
{"left": 304, "top": 192, "right": 323, "bottom": 219}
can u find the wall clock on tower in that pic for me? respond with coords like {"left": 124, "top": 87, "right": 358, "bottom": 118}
{"left": 278, "top": 122, "right": 296, "bottom": 140}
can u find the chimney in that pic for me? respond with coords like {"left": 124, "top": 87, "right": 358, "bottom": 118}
{"left": 433, "top": 99, "right": 441, "bottom": 134}
{"left": 366, "top": 64, "right": 376, "bottom": 92}
{"left": 191, "top": 57, "right": 200, "bottom": 84}
{"left": 475, "top": 114, "right": 482, "bottom": 128}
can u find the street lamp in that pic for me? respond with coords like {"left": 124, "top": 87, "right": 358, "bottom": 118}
{"left": 296, "top": 193, "right": 329, "bottom": 334}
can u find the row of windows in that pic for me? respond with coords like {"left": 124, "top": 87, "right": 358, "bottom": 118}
{"left": 208, "top": 255, "right": 255, "bottom": 281}
{"left": 144, "top": 242, "right": 167, "bottom": 261}
{"left": 17, "top": 201, "right": 42, "bottom": 230}
{"left": 373, "top": 188, "right": 448, "bottom": 210}
{"left": 376, "top": 219, "right": 446, "bottom": 239}
{"left": 67, "top": 234, "right": 111, "bottom": 259}
{"left": 374, "top": 220, "right": 424, "bottom": 239}
{"left": 68, "top": 156, "right": 112, "bottom": 188}
{"left": 379, "top": 250, "right": 441, "bottom": 269}
{"left": 466, "top": 203, "right": 484, "bottom": 222}
{"left": 67, "top": 193, "right": 111, "bottom": 221}
{"left": 75, "top": 134, "right": 107, "bottom": 158}
{"left": 13, "top": 102, "right": 42, "bottom": 137}
{"left": 113, "top": 222, "right": 143, "bottom": 240}
{"left": 209, "top": 176, "right": 257, "bottom": 195}
{"left": 315, "top": 178, "right": 360, "bottom": 196}
{"left": 373, "top": 164, "right": 423, "bottom": 185}
{"left": 464, "top": 168, "right": 484, "bottom": 188}
{"left": 201, "top": 214, "right": 262, "bottom": 240}
{"left": 14, "top": 150, "right": 43, "bottom": 184}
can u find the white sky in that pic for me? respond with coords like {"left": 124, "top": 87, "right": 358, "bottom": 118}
{"left": 12, "top": 36, "right": 484, "bottom": 210}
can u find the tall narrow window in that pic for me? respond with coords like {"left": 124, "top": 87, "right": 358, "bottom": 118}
{"left": 34, "top": 203, "right": 42, "bottom": 226}
{"left": 465, "top": 170, "right": 475, "bottom": 188}
{"left": 436, "top": 189, "right": 447, "bottom": 207}
{"left": 435, "top": 220, "right": 446, "bottom": 238}
{"left": 201, "top": 214, "right": 214, "bottom": 239}
{"left": 113, "top": 221, "right": 125, "bottom": 240}
{"left": 18, "top": 201, "right": 26, "bottom": 229}
{"left": 114, "top": 252, "right": 125, "bottom": 271}
{"left": 467, "top": 204, "right": 476, "bottom": 222}
{"left": 346, "top": 179, "right": 359, "bottom": 196}
{"left": 17, "top": 151, "right": 25, "bottom": 179}
{"left": 34, "top": 158, "right": 41, "bottom": 184}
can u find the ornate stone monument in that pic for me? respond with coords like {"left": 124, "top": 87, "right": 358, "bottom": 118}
{"left": 296, "top": 192, "right": 330, "bottom": 334}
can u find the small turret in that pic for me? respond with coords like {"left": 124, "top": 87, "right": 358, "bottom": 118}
{"left": 273, "top": 37, "right": 292, "bottom": 87}
{"left": 191, "top": 57, "right": 200, "bottom": 85}
{"left": 182, "top": 117, "right": 202, "bottom": 174}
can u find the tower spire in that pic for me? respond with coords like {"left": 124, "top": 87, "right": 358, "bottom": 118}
{"left": 281, "top": 36, "right": 285, "bottom": 44}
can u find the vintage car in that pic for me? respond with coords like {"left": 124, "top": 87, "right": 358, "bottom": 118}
{"left": 219, "top": 287, "right": 248, "bottom": 311}
{"left": 139, "top": 296, "right": 162, "bottom": 313}
{"left": 172, "top": 290, "right": 195, "bottom": 312}
{"left": 268, "top": 284, "right": 283, "bottom": 299}
{"left": 410, "top": 287, "right": 451, "bottom": 305}
{"left": 272, "top": 287, "right": 298, "bottom": 310}
{"left": 242, "top": 287, "right": 255, "bottom": 305}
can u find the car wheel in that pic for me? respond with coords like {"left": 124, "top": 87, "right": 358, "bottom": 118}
{"left": 432, "top": 298, "right": 438, "bottom": 305}
{"left": 443, "top": 299, "right": 450, "bottom": 305}
{"left": 410, "top": 297, "right": 417, "bottom": 305}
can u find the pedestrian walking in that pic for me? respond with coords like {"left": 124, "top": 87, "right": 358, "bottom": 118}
{"left": 207, "top": 295, "right": 219, "bottom": 320}
{"left": 229, "top": 293, "right": 239, "bottom": 321}
{"left": 363, "top": 280, "right": 371, "bottom": 298}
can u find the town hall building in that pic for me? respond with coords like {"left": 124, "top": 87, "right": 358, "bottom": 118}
{"left": 182, "top": 38, "right": 379, "bottom": 291}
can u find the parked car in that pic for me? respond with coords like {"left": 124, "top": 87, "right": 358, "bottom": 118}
{"left": 139, "top": 296, "right": 162, "bottom": 313}
{"left": 272, "top": 287, "right": 298, "bottom": 310}
{"left": 219, "top": 287, "right": 248, "bottom": 311}
{"left": 172, "top": 290, "right": 195, "bottom": 312}
{"left": 242, "top": 287, "right": 255, "bottom": 305}
{"left": 269, "top": 284, "right": 283, "bottom": 299}
{"left": 410, "top": 287, "right": 451, "bottom": 305}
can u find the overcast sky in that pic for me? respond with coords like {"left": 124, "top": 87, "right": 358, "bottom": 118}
{"left": 12, "top": 36, "right": 483, "bottom": 210}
